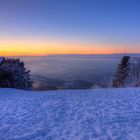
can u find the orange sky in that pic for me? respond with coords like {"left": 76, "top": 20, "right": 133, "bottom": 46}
{"left": 0, "top": 38, "right": 139, "bottom": 56}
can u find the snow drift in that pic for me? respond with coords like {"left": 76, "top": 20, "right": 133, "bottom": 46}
{"left": 0, "top": 88, "right": 140, "bottom": 140}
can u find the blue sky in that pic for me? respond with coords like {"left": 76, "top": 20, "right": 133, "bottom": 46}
{"left": 0, "top": 0, "right": 140, "bottom": 55}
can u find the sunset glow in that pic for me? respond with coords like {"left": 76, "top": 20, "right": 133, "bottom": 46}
{"left": 0, "top": 38, "right": 139, "bottom": 56}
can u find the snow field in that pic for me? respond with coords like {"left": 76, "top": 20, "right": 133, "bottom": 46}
{"left": 0, "top": 88, "right": 140, "bottom": 140}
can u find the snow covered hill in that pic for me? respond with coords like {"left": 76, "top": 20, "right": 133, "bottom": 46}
{"left": 0, "top": 88, "right": 140, "bottom": 140}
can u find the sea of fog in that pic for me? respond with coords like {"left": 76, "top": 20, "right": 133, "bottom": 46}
{"left": 15, "top": 54, "right": 125, "bottom": 88}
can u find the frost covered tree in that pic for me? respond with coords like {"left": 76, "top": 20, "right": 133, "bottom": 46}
{"left": 112, "top": 56, "right": 130, "bottom": 88}
{"left": 130, "top": 57, "right": 140, "bottom": 87}
{"left": 0, "top": 58, "right": 32, "bottom": 90}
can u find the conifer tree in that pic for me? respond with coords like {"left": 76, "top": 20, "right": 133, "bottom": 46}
{"left": 112, "top": 56, "right": 130, "bottom": 88}
{"left": 130, "top": 57, "right": 140, "bottom": 87}
{"left": 0, "top": 58, "right": 32, "bottom": 90}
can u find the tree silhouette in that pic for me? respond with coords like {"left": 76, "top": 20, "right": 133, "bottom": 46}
{"left": 112, "top": 56, "right": 130, "bottom": 88}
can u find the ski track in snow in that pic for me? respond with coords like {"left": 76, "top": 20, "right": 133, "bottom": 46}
{"left": 0, "top": 88, "right": 140, "bottom": 140}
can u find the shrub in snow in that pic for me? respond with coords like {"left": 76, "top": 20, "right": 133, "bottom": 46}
{"left": 0, "top": 58, "right": 32, "bottom": 90}
{"left": 112, "top": 56, "right": 130, "bottom": 88}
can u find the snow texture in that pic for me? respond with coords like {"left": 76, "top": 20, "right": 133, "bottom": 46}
{"left": 0, "top": 88, "right": 140, "bottom": 140}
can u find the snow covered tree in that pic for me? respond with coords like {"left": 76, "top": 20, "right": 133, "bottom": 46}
{"left": 130, "top": 57, "right": 140, "bottom": 87}
{"left": 112, "top": 56, "right": 130, "bottom": 88}
{"left": 0, "top": 58, "right": 32, "bottom": 90}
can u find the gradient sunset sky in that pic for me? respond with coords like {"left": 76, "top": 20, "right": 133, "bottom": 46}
{"left": 0, "top": 0, "right": 140, "bottom": 56}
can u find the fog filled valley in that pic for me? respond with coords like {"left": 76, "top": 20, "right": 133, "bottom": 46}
{"left": 18, "top": 54, "right": 121, "bottom": 90}
{"left": 14, "top": 54, "right": 139, "bottom": 90}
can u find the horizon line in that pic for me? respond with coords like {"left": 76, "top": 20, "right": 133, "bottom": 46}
{"left": 1, "top": 53, "right": 140, "bottom": 57}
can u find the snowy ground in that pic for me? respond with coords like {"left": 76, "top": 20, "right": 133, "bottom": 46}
{"left": 0, "top": 88, "right": 140, "bottom": 140}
